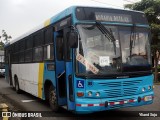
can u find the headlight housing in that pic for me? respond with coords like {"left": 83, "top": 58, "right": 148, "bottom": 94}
{"left": 95, "top": 92, "right": 100, "bottom": 97}
{"left": 88, "top": 91, "right": 92, "bottom": 96}
{"left": 142, "top": 87, "right": 145, "bottom": 92}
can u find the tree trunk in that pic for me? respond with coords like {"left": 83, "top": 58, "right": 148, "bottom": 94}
{"left": 154, "top": 53, "right": 159, "bottom": 82}
{"left": 154, "top": 58, "right": 158, "bottom": 82}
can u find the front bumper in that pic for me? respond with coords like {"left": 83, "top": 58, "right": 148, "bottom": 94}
{"left": 75, "top": 91, "right": 154, "bottom": 114}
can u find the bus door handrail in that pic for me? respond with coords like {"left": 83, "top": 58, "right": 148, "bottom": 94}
{"left": 57, "top": 71, "right": 65, "bottom": 79}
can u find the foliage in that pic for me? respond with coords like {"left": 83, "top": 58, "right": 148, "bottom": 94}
{"left": 124, "top": 0, "right": 160, "bottom": 82}
{"left": 0, "top": 30, "right": 12, "bottom": 50}
{"left": 153, "top": 65, "right": 160, "bottom": 72}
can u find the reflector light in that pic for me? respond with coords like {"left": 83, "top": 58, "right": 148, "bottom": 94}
{"left": 77, "top": 92, "right": 84, "bottom": 97}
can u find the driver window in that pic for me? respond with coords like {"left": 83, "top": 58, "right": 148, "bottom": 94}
{"left": 56, "top": 36, "right": 64, "bottom": 60}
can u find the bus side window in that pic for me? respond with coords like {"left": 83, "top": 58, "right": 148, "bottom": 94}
{"left": 44, "top": 28, "right": 54, "bottom": 60}
{"left": 33, "top": 47, "right": 43, "bottom": 62}
{"left": 25, "top": 36, "right": 33, "bottom": 62}
{"left": 56, "top": 36, "right": 63, "bottom": 60}
{"left": 44, "top": 44, "right": 54, "bottom": 60}
{"left": 34, "top": 31, "right": 44, "bottom": 47}
{"left": 44, "top": 27, "right": 53, "bottom": 44}
{"left": 25, "top": 49, "right": 32, "bottom": 62}
{"left": 33, "top": 31, "right": 44, "bottom": 62}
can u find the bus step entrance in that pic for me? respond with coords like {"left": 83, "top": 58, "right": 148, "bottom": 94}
{"left": 61, "top": 105, "right": 67, "bottom": 110}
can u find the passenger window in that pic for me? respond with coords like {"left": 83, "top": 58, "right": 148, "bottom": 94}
{"left": 19, "top": 40, "right": 25, "bottom": 51}
{"left": 34, "top": 31, "right": 44, "bottom": 47}
{"left": 45, "top": 28, "right": 53, "bottom": 44}
{"left": 25, "top": 49, "right": 32, "bottom": 62}
{"left": 33, "top": 47, "right": 43, "bottom": 61}
{"left": 44, "top": 44, "right": 54, "bottom": 60}
{"left": 14, "top": 42, "right": 19, "bottom": 53}
{"left": 26, "top": 37, "right": 33, "bottom": 49}
{"left": 19, "top": 51, "right": 24, "bottom": 62}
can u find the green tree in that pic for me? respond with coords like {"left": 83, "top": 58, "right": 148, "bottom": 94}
{"left": 0, "top": 30, "right": 12, "bottom": 50}
{"left": 124, "top": 0, "right": 160, "bottom": 82}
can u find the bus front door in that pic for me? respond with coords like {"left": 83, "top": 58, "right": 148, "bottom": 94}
{"left": 55, "top": 28, "right": 75, "bottom": 111}
{"left": 63, "top": 28, "right": 75, "bottom": 111}
{"left": 55, "top": 31, "right": 67, "bottom": 106}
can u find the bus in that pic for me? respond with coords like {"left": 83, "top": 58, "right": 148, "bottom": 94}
{"left": 5, "top": 6, "right": 154, "bottom": 114}
{"left": 0, "top": 51, "right": 5, "bottom": 76}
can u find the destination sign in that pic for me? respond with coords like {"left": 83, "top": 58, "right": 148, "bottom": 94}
{"left": 54, "top": 17, "right": 71, "bottom": 31}
{"left": 95, "top": 12, "right": 132, "bottom": 23}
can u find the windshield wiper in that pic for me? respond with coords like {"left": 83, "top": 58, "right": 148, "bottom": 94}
{"left": 96, "top": 21, "right": 116, "bottom": 55}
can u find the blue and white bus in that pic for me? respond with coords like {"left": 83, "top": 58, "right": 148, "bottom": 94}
{"left": 5, "top": 6, "right": 154, "bottom": 114}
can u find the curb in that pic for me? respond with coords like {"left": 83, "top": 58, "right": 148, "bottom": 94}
{"left": 0, "top": 88, "right": 28, "bottom": 112}
{"left": 1, "top": 92, "right": 28, "bottom": 111}
{"left": 154, "top": 83, "right": 160, "bottom": 85}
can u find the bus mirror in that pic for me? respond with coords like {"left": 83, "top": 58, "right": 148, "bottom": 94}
{"left": 68, "top": 31, "right": 78, "bottom": 48}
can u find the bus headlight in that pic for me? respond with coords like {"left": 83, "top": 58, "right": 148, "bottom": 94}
{"left": 88, "top": 91, "right": 92, "bottom": 96}
{"left": 77, "top": 92, "right": 84, "bottom": 97}
{"left": 95, "top": 92, "right": 100, "bottom": 97}
{"left": 142, "top": 87, "right": 145, "bottom": 92}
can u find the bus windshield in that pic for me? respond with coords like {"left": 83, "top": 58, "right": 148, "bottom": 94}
{"left": 76, "top": 24, "right": 151, "bottom": 76}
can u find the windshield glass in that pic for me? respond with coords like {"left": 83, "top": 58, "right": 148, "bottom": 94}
{"left": 76, "top": 24, "right": 151, "bottom": 76}
{"left": 76, "top": 24, "right": 121, "bottom": 75}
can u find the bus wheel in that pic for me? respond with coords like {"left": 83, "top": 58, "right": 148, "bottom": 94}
{"left": 49, "top": 85, "right": 59, "bottom": 112}
{"left": 15, "top": 77, "right": 21, "bottom": 94}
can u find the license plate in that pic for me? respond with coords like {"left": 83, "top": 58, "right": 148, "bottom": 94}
{"left": 144, "top": 96, "right": 152, "bottom": 101}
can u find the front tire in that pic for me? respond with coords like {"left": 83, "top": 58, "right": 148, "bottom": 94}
{"left": 49, "top": 86, "right": 59, "bottom": 112}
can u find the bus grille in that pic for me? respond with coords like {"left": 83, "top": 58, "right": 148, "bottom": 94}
{"left": 99, "top": 80, "right": 142, "bottom": 98}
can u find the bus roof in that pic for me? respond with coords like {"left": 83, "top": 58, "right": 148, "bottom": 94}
{"left": 10, "top": 6, "right": 145, "bottom": 45}
{"left": 10, "top": 6, "right": 75, "bottom": 44}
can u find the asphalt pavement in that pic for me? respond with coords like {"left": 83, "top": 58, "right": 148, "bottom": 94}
{"left": 0, "top": 77, "right": 159, "bottom": 120}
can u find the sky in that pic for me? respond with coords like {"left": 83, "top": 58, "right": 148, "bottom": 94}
{"left": 0, "top": 0, "right": 140, "bottom": 41}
